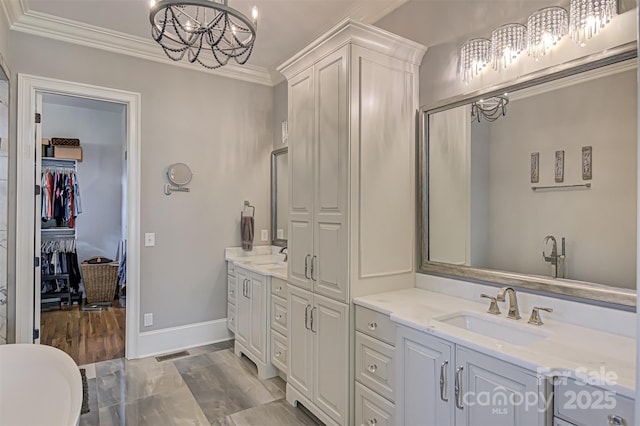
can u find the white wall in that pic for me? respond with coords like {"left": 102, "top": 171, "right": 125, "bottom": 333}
{"left": 487, "top": 69, "right": 637, "bottom": 289}
{"left": 8, "top": 31, "right": 273, "bottom": 333}
{"left": 41, "top": 96, "right": 126, "bottom": 263}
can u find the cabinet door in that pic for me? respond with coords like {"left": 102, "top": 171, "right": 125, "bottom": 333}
{"left": 288, "top": 68, "right": 315, "bottom": 292}
{"left": 313, "top": 293, "right": 348, "bottom": 425}
{"left": 235, "top": 269, "right": 250, "bottom": 348}
{"left": 397, "top": 326, "right": 454, "bottom": 426}
{"left": 248, "top": 274, "right": 265, "bottom": 361}
{"left": 455, "top": 346, "right": 542, "bottom": 426}
{"left": 313, "top": 47, "right": 349, "bottom": 303}
{"left": 287, "top": 285, "right": 314, "bottom": 401}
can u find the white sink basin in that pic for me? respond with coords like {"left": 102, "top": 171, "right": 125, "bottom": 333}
{"left": 434, "top": 311, "right": 548, "bottom": 346}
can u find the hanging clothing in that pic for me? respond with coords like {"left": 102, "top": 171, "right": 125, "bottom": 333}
{"left": 40, "top": 168, "right": 82, "bottom": 227}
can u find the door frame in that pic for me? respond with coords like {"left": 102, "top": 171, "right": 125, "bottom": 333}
{"left": 15, "top": 74, "right": 141, "bottom": 359}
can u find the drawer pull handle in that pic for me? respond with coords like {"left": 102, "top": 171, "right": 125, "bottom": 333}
{"left": 455, "top": 366, "right": 464, "bottom": 410}
{"left": 367, "top": 364, "right": 378, "bottom": 373}
{"left": 275, "top": 286, "right": 282, "bottom": 292}
{"left": 367, "top": 418, "right": 377, "bottom": 426}
{"left": 608, "top": 415, "right": 626, "bottom": 426}
{"left": 368, "top": 322, "right": 378, "bottom": 330}
{"left": 275, "top": 314, "right": 282, "bottom": 320}
{"left": 275, "top": 351, "right": 282, "bottom": 358}
{"left": 440, "top": 360, "right": 449, "bottom": 402}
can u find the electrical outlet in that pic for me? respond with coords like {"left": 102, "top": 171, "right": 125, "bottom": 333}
{"left": 261, "top": 229, "right": 268, "bottom": 241}
{"left": 144, "top": 313, "right": 153, "bottom": 327}
{"left": 145, "top": 233, "right": 156, "bottom": 247}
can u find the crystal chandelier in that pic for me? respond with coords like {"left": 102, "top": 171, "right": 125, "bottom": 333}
{"left": 471, "top": 95, "right": 509, "bottom": 122}
{"left": 492, "top": 23, "right": 527, "bottom": 70}
{"left": 149, "top": 0, "right": 258, "bottom": 69}
{"left": 569, "top": 0, "right": 617, "bottom": 46}
{"left": 460, "top": 38, "right": 492, "bottom": 84}
{"left": 527, "top": 7, "right": 569, "bottom": 60}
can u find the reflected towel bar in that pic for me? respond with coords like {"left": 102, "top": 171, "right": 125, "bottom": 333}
{"left": 531, "top": 183, "right": 591, "bottom": 191}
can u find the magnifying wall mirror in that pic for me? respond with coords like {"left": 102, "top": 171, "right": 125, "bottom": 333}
{"left": 164, "top": 162, "right": 192, "bottom": 195}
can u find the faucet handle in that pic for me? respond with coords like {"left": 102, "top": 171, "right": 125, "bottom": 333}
{"left": 480, "top": 294, "right": 501, "bottom": 315}
{"left": 528, "top": 307, "right": 553, "bottom": 326}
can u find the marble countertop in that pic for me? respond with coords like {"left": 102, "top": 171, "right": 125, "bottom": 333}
{"left": 225, "top": 247, "right": 287, "bottom": 280}
{"left": 354, "top": 288, "right": 636, "bottom": 398}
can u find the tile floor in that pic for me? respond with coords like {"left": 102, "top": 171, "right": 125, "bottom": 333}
{"left": 79, "top": 340, "right": 321, "bottom": 426}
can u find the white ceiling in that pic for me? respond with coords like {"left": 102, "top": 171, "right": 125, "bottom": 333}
{"left": 9, "top": 0, "right": 408, "bottom": 85}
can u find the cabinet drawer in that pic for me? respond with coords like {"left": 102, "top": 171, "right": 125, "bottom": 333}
{"left": 271, "top": 295, "right": 288, "bottom": 336}
{"left": 227, "top": 302, "right": 236, "bottom": 333}
{"left": 355, "top": 305, "right": 395, "bottom": 346}
{"left": 270, "top": 330, "right": 287, "bottom": 372}
{"left": 355, "top": 382, "right": 395, "bottom": 426}
{"left": 227, "top": 261, "right": 235, "bottom": 277}
{"left": 356, "top": 331, "right": 395, "bottom": 402}
{"left": 227, "top": 275, "right": 237, "bottom": 304}
{"left": 554, "top": 378, "right": 634, "bottom": 426}
{"left": 271, "top": 277, "right": 288, "bottom": 297}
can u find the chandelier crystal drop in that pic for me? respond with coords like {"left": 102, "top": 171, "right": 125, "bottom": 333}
{"left": 460, "top": 38, "right": 492, "bottom": 84}
{"left": 150, "top": 0, "right": 258, "bottom": 69}
{"left": 491, "top": 23, "right": 527, "bottom": 70}
{"left": 569, "top": 0, "right": 617, "bottom": 45}
{"left": 527, "top": 7, "right": 569, "bottom": 60}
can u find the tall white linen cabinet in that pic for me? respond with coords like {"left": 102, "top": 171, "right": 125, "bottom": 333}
{"left": 277, "top": 19, "right": 426, "bottom": 426}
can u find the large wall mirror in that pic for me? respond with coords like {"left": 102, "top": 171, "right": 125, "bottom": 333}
{"left": 420, "top": 48, "right": 637, "bottom": 308}
{"left": 271, "top": 147, "right": 288, "bottom": 247}
{"left": 0, "top": 61, "right": 8, "bottom": 343}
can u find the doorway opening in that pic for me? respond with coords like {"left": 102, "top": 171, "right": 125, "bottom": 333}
{"left": 37, "top": 93, "right": 127, "bottom": 365}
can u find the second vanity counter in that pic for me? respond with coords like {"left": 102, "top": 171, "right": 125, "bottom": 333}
{"left": 225, "top": 247, "right": 287, "bottom": 280}
{"left": 354, "top": 288, "right": 636, "bottom": 398}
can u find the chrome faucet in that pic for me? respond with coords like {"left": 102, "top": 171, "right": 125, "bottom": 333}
{"left": 279, "top": 246, "right": 288, "bottom": 262}
{"left": 497, "top": 287, "right": 521, "bottom": 320}
{"left": 542, "top": 235, "right": 565, "bottom": 278}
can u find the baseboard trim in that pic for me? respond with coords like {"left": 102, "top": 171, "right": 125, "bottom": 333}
{"left": 136, "top": 318, "right": 232, "bottom": 358}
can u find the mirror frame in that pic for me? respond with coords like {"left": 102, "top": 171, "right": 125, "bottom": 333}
{"left": 271, "top": 147, "right": 288, "bottom": 247}
{"left": 418, "top": 42, "right": 638, "bottom": 308}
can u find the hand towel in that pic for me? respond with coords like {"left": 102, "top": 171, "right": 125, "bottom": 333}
{"left": 241, "top": 215, "right": 254, "bottom": 251}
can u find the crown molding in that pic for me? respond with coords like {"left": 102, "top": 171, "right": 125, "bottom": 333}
{"left": 8, "top": 8, "right": 274, "bottom": 86}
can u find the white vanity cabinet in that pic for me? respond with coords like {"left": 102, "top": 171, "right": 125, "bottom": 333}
{"left": 397, "top": 325, "right": 546, "bottom": 426}
{"left": 553, "top": 378, "right": 635, "bottom": 426}
{"left": 279, "top": 19, "right": 425, "bottom": 425}
{"left": 234, "top": 266, "right": 277, "bottom": 379}
{"left": 288, "top": 285, "right": 349, "bottom": 425}
{"left": 226, "top": 261, "right": 236, "bottom": 332}
{"left": 270, "top": 277, "right": 288, "bottom": 373}
{"left": 354, "top": 306, "right": 397, "bottom": 426}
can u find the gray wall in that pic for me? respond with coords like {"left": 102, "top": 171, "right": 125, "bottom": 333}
{"left": 272, "top": 81, "right": 288, "bottom": 150}
{"left": 0, "top": 10, "right": 9, "bottom": 344}
{"left": 41, "top": 97, "right": 126, "bottom": 263}
{"left": 8, "top": 31, "right": 274, "bottom": 332}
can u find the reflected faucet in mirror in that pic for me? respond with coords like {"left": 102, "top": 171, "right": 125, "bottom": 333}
{"left": 279, "top": 246, "right": 288, "bottom": 262}
{"left": 542, "top": 235, "right": 565, "bottom": 279}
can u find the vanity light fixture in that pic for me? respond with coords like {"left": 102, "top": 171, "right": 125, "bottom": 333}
{"left": 491, "top": 23, "right": 527, "bottom": 70}
{"left": 471, "top": 94, "right": 509, "bottom": 122}
{"left": 149, "top": 0, "right": 258, "bottom": 69}
{"left": 569, "top": 0, "right": 617, "bottom": 46}
{"left": 527, "top": 7, "right": 569, "bottom": 60}
{"left": 459, "top": 38, "right": 492, "bottom": 84}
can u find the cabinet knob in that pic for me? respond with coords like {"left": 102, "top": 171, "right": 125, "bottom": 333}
{"left": 275, "top": 314, "right": 282, "bottom": 320}
{"left": 367, "top": 418, "right": 377, "bottom": 426}
{"left": 368, "top": 322, "right": 377, "bottom": 330}
{"left": 608, "top": 415, "right": 626, "bottom": 426}
{"left": 275, "top": 351, "right": 282, "bottom": 358}
{"left": 367, "top": 364, "right": 378, "bottom": 373}
{"left": 275, "top": 286, "right": 282, "bottom": 292}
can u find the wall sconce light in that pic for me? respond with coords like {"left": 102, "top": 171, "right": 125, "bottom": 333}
{"left": 527, "top": 7, "right": 569, "bottom": 60}
{"left": 492, "top": 23, "right": 527, "bottom": 70}
{"left": 460, "top": 38, "right": 492, "bottom": 84}
{"left": 569, "top": 0, "right": 617, "bottom": 46}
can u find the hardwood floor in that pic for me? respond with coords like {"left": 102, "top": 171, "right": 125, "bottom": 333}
{"left": 41, "top": 304, "right": 126, "bottom": 365}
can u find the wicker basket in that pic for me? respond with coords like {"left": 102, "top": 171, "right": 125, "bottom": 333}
{"left": 80, "top": 261, "right": 119, "bottom": 304}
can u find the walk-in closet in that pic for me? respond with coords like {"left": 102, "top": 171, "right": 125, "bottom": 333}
{"left": 38, "top": 93, "right": 127, "bottom": 365}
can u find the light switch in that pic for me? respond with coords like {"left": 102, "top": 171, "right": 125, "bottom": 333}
{"left": 145, "top": 232, "right": 156, "bottom": 247}
{"left": 144, "top": 313, "right": 153, "bottom": 326}
{"left": 261, "top": 229, "right": 268, "bottom": 241}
